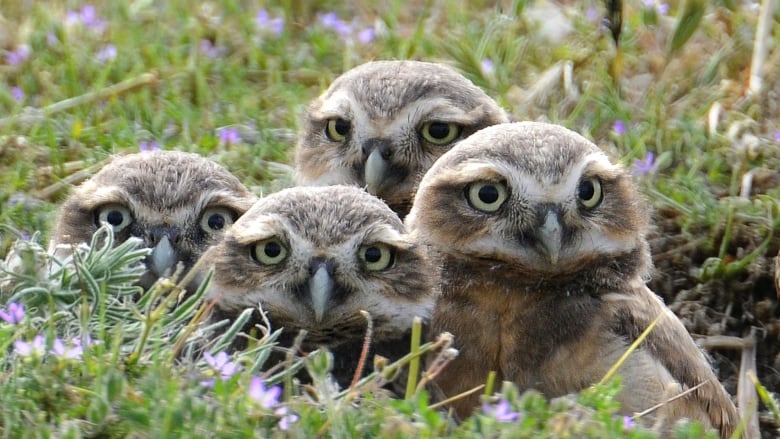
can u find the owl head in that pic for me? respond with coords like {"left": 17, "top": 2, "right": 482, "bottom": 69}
{"left": 201, "top": 185, "right": 436, "bottom": 347}
{"left": 52, "top": 150, "right": 258, "bottom": 291}
{"left": 294, "top": 60, "right": 509, "bottom": 217}
{"left": 406, "top": 121, "right": 651, "bottom": 285}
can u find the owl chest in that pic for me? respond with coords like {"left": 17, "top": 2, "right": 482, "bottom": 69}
{"left": 436, "top": 279, "right": 607, "bottom": 394}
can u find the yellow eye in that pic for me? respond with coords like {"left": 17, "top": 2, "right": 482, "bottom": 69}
{"left": 325, "top": 118, "right": 350, "bottom": 141}
{"left": 577, "top": 177, "right": 603, "bottom": 209}
{"left": 421, "top": 122, "right": 461, "bottom": 145}
{"left": 359, "top": 243, "right": 395, "bottom": 271}
{"left": 95, "top": 204, "right": 133, "bottom": 232}
{"left": 251, "top": 239, "right": 288, "bottom": 265}
{"left": 466, "top": 182, "right": 508, "bottom": 213}
{"left": 199, "top": 207, "right": 236, "bottom": 234}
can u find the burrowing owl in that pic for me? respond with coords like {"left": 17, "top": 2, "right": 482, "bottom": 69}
{"left": 52, "top": 150, "right": 257, "bottom": 292}
{"left": 199, "top": 185, "right": 436, "bottom": 387}
{"left": 294, "top": 60, "right": 509, "bottom": 217}
{"left": 406, "top": 122, "right": 738, "bottom": 436}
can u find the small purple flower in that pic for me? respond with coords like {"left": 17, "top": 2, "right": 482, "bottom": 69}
{"left": 96, "top": 44, "right": 117, "bottom": 63}
{"left": 773, "top": 131, "right": 780, "bottom": 143}
{"left": 204, "top": 351, "right": 239, "bottom": 379}
{"left": 6, "top": 45, "right": 31, "bottom": 66}
{"left": 199, "top": 39, "right": 221, "bottom": 59}
{"left": 480, "top": 59, "right": 495, "bottom": 76}
{"left": 139, "top": 140, "right": 161, "bottom": 152}
{"left": 275, "top": 406, "right": 299, "bottom": 430}
{"left": 482, "top": 399, "right": 520, "bottom": 423}
{"left": 66, "top": 5, "right": 106, "bottom": 31}
{"left": 642, "top": 0, "right": 669, "bottom": 15}
{"left": 356, "top": 27, "right": 375, "bottom": 45}
{"left": 318, "top": 12, "right": 341, "bottom": 29}
{"left": 318, "top": 12, "right": 353, "bottom": 39}
{"left": 585, "top": 7, "right": 599, "bottom": 22}
{"left": 11, "top": 87, "right": 24, "bottom": 103}
{"left": 51, "top": 338, "right": 83, "bottom": 359}
{"left": 622, "top": 415, "right": 636, "bottom": 430}
{"left": 46, "top": 32, "right": 59, "bottom": 47}
{"left": 633, "top": 151, "right": 655, "bottom": 175}
{"left": 218, "top": 128, "right": 241, "bottom": 145}
{"left": 256, "top": 9, "right": 285, "bottom": 36}
{"left": 0, "top": 302, "right": 25, "bottom": 324}
{"left": 612, "top": 120, "right": 626, "bottom": 135}
{"left": 248, "top": 376, "right": 281, "bottom": 409}
{"left": 14, "top": 335, "right": 46, "bottom": 357}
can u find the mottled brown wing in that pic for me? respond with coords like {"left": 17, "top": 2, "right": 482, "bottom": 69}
{"left": 605, "top": 282, "right": 739, "bottom": 439}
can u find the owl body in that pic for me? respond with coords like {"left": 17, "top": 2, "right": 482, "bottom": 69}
{"left": 406, "top": 122, "right": 738, "bottom": 436}
{"left": 201, "top": 185, "right": 436, "bottom": 387}
{"left": 52, "top": 150, "right": 257, "bottom": 292}
{"left": 294, "top": 60, "right": 509, "bottom": 217}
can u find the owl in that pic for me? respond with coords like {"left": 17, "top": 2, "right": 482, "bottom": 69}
{"left": 294, "top": 60, "right": 509, "bottom": 217}
{"left": 52, "top": 150, "right": 258, "bottom": 292}
{"left": 199, "top": 185, "right": 436, "bottom": 388}
{"left": 406, "top": 122, "right": 739, "bottom": 436}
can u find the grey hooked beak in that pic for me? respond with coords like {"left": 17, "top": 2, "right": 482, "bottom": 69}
{"left": 149, "top": 235, "right": 176, "bottom": 276}
{"left": 538, "top": 211, "right": 562, "bottom": 265}
{"left": 364, "top": 149, "right": 389, "bottom": 196}
{"left": 309, "top": 265, "right": 333, "bottom": 323}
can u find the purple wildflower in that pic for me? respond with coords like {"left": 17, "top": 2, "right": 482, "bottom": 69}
{"left": 51, "top": 338, "right": 83, "bottom": 360}
{"left": 256, "top": 9, "right": 285, "bottom": 36}
{"left": 46, "top": 32, "right": 59, "bottom": 47}
{"left": 585, "top": 7, "right": 599, "bottom": 22}
{"left": 11, "top": 87, "right": 24, "bottom": 102}
{"left": 480, "top": 59, "right": 495, "bottom": 76}
{"left": 218, "top": 128, "right": 241, "bottom": 145}
{"left": 612, "top": 120, "right": 626, "bottom": 135}
{"left": 622, "top": 415, "right": 636, "bottom": 430}
{"left": 356, "top": 27, "right": 375, "bottom": 44}
{"left": 318, "top": 12, "right": 353, "bottom": 39}
{"left": 204, "top": 351, "right": 239, "bottom": 379}
{"left": 6, "top": 45, "right": 31, "bottom": 66}
{"left": 66, "top": 5, "right": 106, "bottom": 31}
{"left": 642, "top": 0, "right": 669, "bottom": 15}
{"left": 773, "top": 131, "right": 780, "bottom": 143}
{"left": 0, "top": 302, "right": 25, "bottom": 324}
{"left": 199, "top": 39, "right": 221, "bottom": 58}
{"left": 96, "top": 44, "right": 117, "bottom": 63}
{"left": 275, "top": 406, "right": 299, "bottom": 430}
{"left": 248, "top": 376, "right": 281, "bottom": 409}
{"left": 139, "top": 140, "right": 161, "bottom": 152}
{"left": 482, "top": 399, "right": 520, "bottom": 423}
{"left": 14, "top": 335, "right": 46, "bottom": 357}
{"left": 633, "top": 151, "right": 655, "bottom": 175}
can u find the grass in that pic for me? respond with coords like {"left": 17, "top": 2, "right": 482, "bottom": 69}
{"left": 1, "top": 0, "right": 779, "bottom": 437}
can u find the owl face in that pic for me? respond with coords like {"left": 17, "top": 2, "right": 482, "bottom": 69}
{"left": 294, "top": 60, "right": 508, "bottom": 216}
{"left": 53, "top": 151, "right": 258, "bottom": 290}
{"left": 202, "top": 185, "right": 435, "bottom": 347}
{"left": 406, "top": 122, "right": 650, "bottom": 280}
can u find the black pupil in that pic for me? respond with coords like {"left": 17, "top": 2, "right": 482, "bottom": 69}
{"left": 106, "top": 210, "right": 124, "bottom": 226}
{"left": 579, "top": 180, "right": 595, "bottom": 201}
{"left": 364, "top": 247, "right": 382, "bottom": 263}
{"left": 427, "top": 122, "right": 451, "bottom": 139}
{"left": 207, "top": 214, "right": 226, "bottom": 230}
{"left": 334, "top": 119, "right": 350, "bottom": 135}
{"left": 478, "top": 185, "right": 499, "bottom": 204}
{"left": 264, "top": 242, "right": 282, "bottom": 258}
